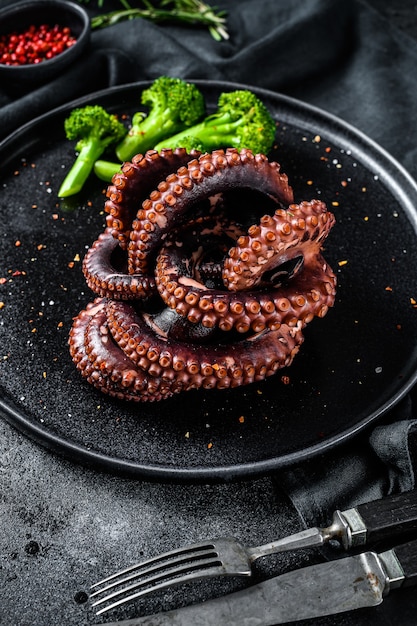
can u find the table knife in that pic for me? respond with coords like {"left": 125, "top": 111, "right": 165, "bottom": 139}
{"left": 263, "top": 488, "right": 417, "bottom": 553}
{"left": 96, "top": 537, "right": 417, "bottom": 625}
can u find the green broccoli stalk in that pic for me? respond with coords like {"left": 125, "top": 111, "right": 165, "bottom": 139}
{"left": 115, "top": 76, "right": 205, "bottom": 162}
{"left": 153, "top": 90, "right": 276, "bottom": 155}
{"left": 94, "top": 159, "right": 122, "bottom": 182}
{"left": 58, "top": 105, "right": 126, "bottom": 198}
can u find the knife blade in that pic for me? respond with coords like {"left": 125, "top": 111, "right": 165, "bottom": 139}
{"left": 95, "top": 537, "right": 417, "bottom": 625}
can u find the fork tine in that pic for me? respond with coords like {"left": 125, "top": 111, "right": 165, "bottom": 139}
{"left": 92, "top": 556, "right": 226, "bottom": 616}
{"left": 91, "top": 540, "right": 215, "bottom": 590}
{"left": 91, "top": 548, "right": 219, "bottom": 603}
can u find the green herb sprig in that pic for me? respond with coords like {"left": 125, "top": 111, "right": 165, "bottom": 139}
{"left": 86, "top": 0, "right": 229, "bottom": 42}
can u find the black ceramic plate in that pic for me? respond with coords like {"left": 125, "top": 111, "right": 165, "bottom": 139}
{"left": 1, "top": 80, "right": 417, "bottom": 483}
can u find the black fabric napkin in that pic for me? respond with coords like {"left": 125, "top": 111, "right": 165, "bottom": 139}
{"left": 1, "top": 0, "right": 417, "bottom": 525}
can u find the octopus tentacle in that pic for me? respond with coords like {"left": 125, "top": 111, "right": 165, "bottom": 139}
{"left": 69, "top": 298, "right": 180, "bottom": 401}
{"left": 155, "top": 200, "right": 336, "bottom": 333}
{"left": 106, "top": 299, "right": 304, "bottom": 389}
{"left": 223, "top": 200, "right": 335, "bottom": 290}
{"left": 128, "top": 148, "right": 294, "bottom": 275}
{"left": 82, "top": 229, "right": 156, "bottom": 300}
{"left": 105, "top": 148, "right": 201, "bottom": 249}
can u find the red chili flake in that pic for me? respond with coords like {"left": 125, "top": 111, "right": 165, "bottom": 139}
{"left": 238, "top": 416, "right": 245, "bottom": 423}
{"left": 0, "top": 277, "right": 6, "bottom": 285}
{"left": 12, "top": 270, "right": 23, "bottom": 276}
{"left": 0, "top": 23, "right": 77, "bottom": 66}
{"left": 385, "top": 286, "right": 393, "bottom": 291}
{"left": 341, "top": 180, "right": 348, "bottom": 187}
{"left": 325, "top": 147, "right": 332, "bottom": 153}
{"left": 281, "top": 375, "right": 290, "bottom": 385}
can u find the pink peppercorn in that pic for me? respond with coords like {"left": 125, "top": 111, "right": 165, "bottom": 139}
{"left": 0, "top": 23, "right": 77, "bottom": 65}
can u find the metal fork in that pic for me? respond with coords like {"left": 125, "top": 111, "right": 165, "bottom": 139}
{"left": 91, "top": 536, "right": 274, "bottom": 615}
{"left": 90, "top": 521, "right": 339, "bottom": 617}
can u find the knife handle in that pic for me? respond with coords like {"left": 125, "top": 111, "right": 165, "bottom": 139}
{"left": 393, "top": 539, "right": 417, "bottom": 588}
{"left": 356, "top": 489, "right": 417, "bottom": 544}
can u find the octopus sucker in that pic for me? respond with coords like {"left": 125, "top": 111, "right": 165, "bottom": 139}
{"left": 69, "top": 148, "right": 337, "bottom": 403}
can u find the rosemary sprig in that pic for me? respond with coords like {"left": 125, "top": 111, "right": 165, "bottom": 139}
{"left": 88, "top": 0, "right": 229, "bottom": 41}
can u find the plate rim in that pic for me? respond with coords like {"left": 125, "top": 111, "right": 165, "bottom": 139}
{"left": 1, "top": 79, "right": 417, "bottom": 483}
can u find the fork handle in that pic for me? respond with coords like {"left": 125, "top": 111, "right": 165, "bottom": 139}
{"left": 353, "top": 489, "right": 417, "bottom": 545}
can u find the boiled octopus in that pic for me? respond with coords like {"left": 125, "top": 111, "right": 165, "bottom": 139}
{"left": 69, "top": 147, "right": 337, "bottom": 402}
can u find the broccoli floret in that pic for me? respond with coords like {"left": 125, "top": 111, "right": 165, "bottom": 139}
{"left": 154, "top": 90, "right": 276, "bottom": 155}
{"left": 115, "top": 76, "right": 206, "bottom": 162}
{"left": 170, "top": 135, "right": 206, "bottom": 153}
{"left": 58, "top": 105, "right": 126, "bottom": 198}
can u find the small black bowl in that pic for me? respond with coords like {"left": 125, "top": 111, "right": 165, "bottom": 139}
{"left": 0, "top": 0, "right": 90, "bottom": 85}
